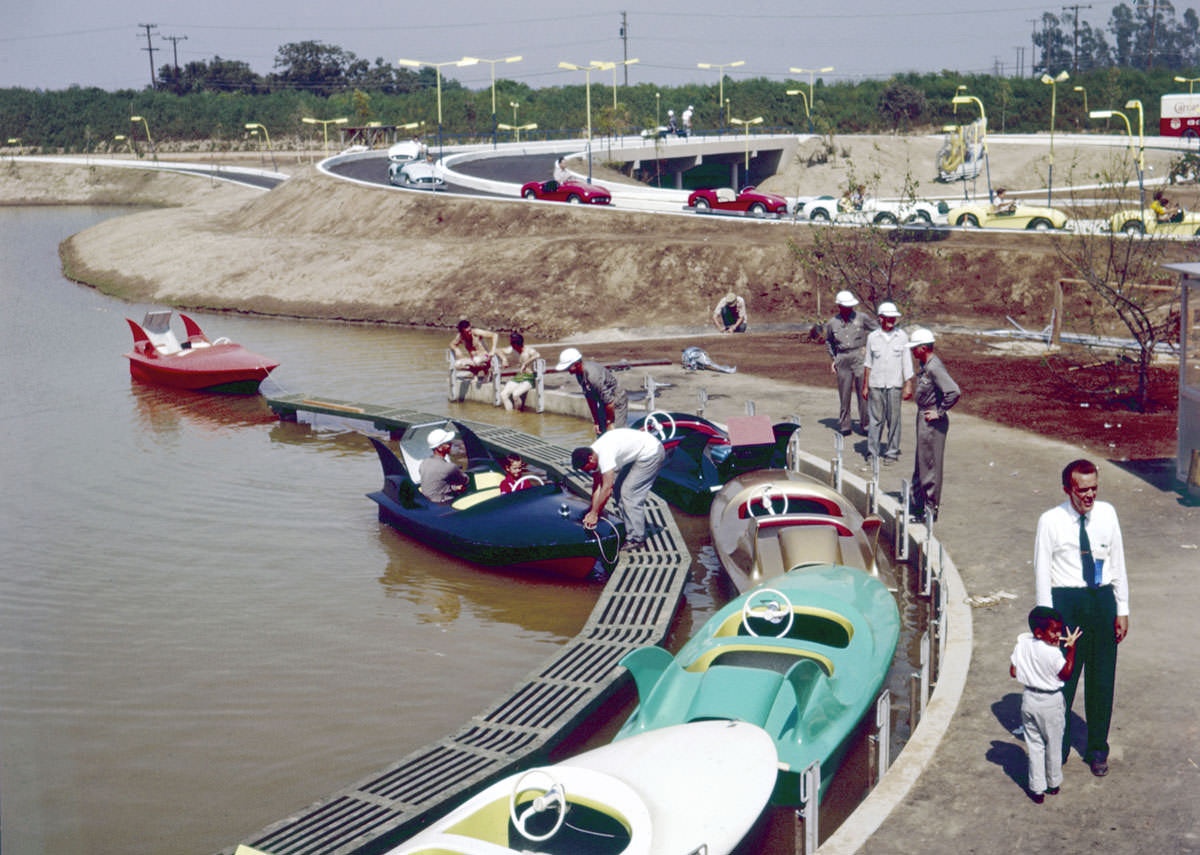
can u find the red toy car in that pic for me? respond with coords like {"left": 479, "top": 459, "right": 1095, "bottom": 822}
{"left": 687, "top": 186, "right": 789, "bottom": 218}
{"left": 521, "top": 179, "right": 611, "bottom": 205}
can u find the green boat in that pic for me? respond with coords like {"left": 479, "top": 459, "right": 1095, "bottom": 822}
{"left": 615, "top": 563, "right": 900, "bottom": 805}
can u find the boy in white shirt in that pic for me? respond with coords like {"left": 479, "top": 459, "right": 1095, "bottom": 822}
{"left": 1010, "top": 606, "right": 1081, "bottom": 803}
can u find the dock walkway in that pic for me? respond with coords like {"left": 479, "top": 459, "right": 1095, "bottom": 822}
{"left": 234, "top": 394, "right": 692, "bottom": 855}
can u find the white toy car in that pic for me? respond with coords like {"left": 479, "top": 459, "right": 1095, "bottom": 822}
{"left": 799, "top": 194, "right": 943, "bottom": 225}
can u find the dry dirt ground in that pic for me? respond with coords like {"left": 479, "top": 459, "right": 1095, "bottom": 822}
{"left": 5, "top": 136, "right": 1185, "bottom": 461}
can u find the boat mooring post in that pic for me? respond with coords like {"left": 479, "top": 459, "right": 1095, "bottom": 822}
{"left": 644, "top": 375, "right": 657, "bottom": 412}
{"left": 795, "top": 761, "right": 821, "bottom": 855}
{"left": 909, "top": 631, "right": 930, "bottom": 728}
{"left": 745, "top": 400, "right": 756, "bottom": 415}
{"left": 697, "top": 387, "right": 707, "bottom": 417}
{"left": 490, "top": 355, "right": 502, "bottom": 406}
{"left": 869, "top": 689, "right": 892, "bottom": 785}
{"left": 534, "top": 358, "right": 546, "bottom": 413}
{"left": 832, "top": 431, "right": 844, "bottom": 493}
{"left": 897, "top": 479, "right": 911, "bottom": 562}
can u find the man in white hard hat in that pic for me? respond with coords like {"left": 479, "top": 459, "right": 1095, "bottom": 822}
{"left": 556, "top": 347, "right": 628, "bottom": 435}
{"left": 905, "top": 328, "right": 960, "bottom": 523}
{"left": 419, "top": 427, "right": 470, "bottom": 504}
{"left": 824, "top": 290, "right": 877, "bottom": 436}
{"left": 862, "top": 301, "right": 914, "bottom": 465}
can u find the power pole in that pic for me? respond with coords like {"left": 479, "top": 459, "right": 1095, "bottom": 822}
{"left": 1027, "top": 19, "right": 1039, "bottom": 75}
{"left": 1014, "top": 46, "right": 1025, "bottom": 77}
{"left": 620, "top": 12, "right": 629, "bottom": 85}
{"left": 137, "top": 23, "right": 159, "bottom": 88}
{"left": 1062, "top": 4, "right": 1092, "bottom": 74}
{"left": 1147, "top": 0, "right": 1159, "bottom": 68}
{"left": 163, "top": 34, "right": 187, "bottom": 73}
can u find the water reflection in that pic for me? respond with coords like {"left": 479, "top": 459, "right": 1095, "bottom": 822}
{"left": 129, "top": 382, "right": 278, "bottom": 434}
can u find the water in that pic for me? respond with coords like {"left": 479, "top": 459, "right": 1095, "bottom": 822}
{"left": 0, "top": 207, "right": 923, "bottom": 855}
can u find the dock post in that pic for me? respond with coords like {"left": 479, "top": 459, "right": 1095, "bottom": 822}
{"left": 831, "top": 431, "right": 844, "bottom": 493}
{"left": 490, "top": 355, "right": 502, "bottom": 407}
{"left": 745, "top": 400, "right": 756, "bottom": 415}
{"left": 644, "top": 375, "right": 657, "bottom": 412}
{"left": 697, "top": 387, "right": 707, "bottom": 417}
{"left": 534, "top": 358, "right": 546, "bottom": 413}
{"left": 795, "top": 761, "right": 821, "bottom": 854}
{"left": 871, "top": 689, "right": 892, "bottom": 785}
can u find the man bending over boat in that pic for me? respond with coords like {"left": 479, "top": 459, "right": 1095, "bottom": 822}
{"left": 572, "top": 428, "right": 665, "bottom": 551}
{"left": 420, "top": 428, "right": 469, "bottom": 503}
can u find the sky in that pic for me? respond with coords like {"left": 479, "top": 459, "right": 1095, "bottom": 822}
{"left": 2, "top": 0, "right": 1121, "bottom": 93}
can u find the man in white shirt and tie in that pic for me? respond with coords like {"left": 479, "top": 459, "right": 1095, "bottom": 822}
{"left": 1033, "top": 458, "right": 1130, "bottom": 778}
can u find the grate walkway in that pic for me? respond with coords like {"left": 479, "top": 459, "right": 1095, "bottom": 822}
{"left": 232, "top": 396, "right": 692, "bottom": 855}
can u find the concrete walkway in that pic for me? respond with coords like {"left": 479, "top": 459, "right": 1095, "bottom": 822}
{"left": 589, "top": 357, "right": 1200, "bottom": 854}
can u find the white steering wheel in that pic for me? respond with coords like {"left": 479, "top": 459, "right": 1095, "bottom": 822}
{"left": 753, "top": 483, "right": 786, "bottom": 516}
{"left": 509, "top": 769, "right": 567, "bottom": 842}
{"left": 642, "top": 410, "right": 677, "bottom": 441}
{"left": 741, "top": 587, "right": 795, "bottom": 638}
{"left": 511, "top": 474, "right": 545, "bottom": 490}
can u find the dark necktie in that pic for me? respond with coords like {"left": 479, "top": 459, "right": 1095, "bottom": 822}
{"left": 1079, "top": 514, "right": 1097, "bottom": 587}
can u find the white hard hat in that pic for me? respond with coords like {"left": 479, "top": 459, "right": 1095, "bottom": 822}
{"left": 877, "top": 301, "right": 901, "bottom": 318}
{"left": 427, "top": 427, "right": 456, "bottom": 448}
{"left": 835, "top": 290, "right": 859, "bottom": 307}
{"left": 555, "top": 347, "right": 583, "bottom": 371}
{"left": 908, "top": 328, "right": 935, "bottom": 347}
{"left": 668, "top": 109, "right": 675, "bottom": 115}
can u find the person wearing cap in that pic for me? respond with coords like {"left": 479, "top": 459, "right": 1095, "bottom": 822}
{"left": 862, "top": 301, "right": 914, "bottom": 465}
{"left": 571, "top": 428, "right": 666, "bottom": 550}
{"left": 556, "top": 348, "right": 628, "bottom": 435}
{"left": 418, "top": 428, "right": 470, "bottom": 504}
{"left": 905, "top": 328, "right": 960, "bottom": 523}
{"left": 712, "top": 292, "right": 748, "bottom": 333}
{"left": 824, "top": 290, "right": 877, "bottom": 436}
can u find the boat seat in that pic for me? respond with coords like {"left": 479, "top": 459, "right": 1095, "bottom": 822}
{"left": 777, "top": 523, "right": 842, "bottom": 569}
{"left": 686, "top": 664, "right": 782, "bottom": 727}
{"left": 451, "top": 488, "right": 501, "bottom": 510}
{"left": 685, "top": 643, "right": 833, "bottom": 677}
{"left": 716, "top": 188, "right": 736, "bottom": 203}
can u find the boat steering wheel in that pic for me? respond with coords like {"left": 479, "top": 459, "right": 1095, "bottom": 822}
{"left": 753, "top": 483, "right": 786, "bottom": 516}
{"left": 509, "top": 769, "right": 567, "bottom": 842}
{"left": 742, "top": 587, "right": 795, "bottom": 638}
{"left": 642, "top": 410, "right": 677, "bottom": 441}
{"left": 511, "top": 474, "right": 545, "bottom": 490}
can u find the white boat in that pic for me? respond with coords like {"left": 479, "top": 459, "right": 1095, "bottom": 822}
{"left": 383, "top": 720, "right": 778, "bottom": 855}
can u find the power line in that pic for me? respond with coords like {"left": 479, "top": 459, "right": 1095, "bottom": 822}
{"left": 163, "top": 34, "right": 188, "bottom": 74}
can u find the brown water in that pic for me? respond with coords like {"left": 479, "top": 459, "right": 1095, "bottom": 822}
{"left": 0, "top": 207, "right": 924, "bottom": 855}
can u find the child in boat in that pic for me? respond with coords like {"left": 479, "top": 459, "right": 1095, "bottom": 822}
{"left": 499, "top": 454, "right": 536, "bottom": 493}
{"left": 1009, "top": 606, "right": 1080, "bottom": 803}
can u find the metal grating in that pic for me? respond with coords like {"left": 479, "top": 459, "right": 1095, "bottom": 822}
{"left": 232, "top": 398, "right": 692, "bottom": 855}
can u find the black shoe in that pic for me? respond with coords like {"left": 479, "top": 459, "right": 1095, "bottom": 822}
{"left": 621, "top": 538, "right": 646, "bottom": 552}
{"left": 1045, "top": 786, "right": 1060, "bottom": 795}
{"left": 1089, "top": 756, "right": 1109, "bottom": 777}
{"left": 1029, "top": 791, "right": 1045, "bottom": 804}
{"left": 909, "top": 511, "right": 927, "bottom": 524}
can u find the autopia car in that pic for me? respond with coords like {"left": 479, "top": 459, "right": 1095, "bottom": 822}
{"left": 1108, "top": 206, "right": 1200, "bottom": 236}
{"left": 520, "top": 179, "right": 611, "bottom": 205}
{"left": 946, "top": 201, "right": 1070, "bottom": 231}
{"left": 389, "top": 157, "right": 446, "bottom": 190}
{"left": 687, "top": 186, "right": 789, "bottom": 217}
{"left": 800, "top": 194, "right": 943, "bottom": 225}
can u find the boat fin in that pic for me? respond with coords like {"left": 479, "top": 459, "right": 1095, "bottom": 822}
{"left": 671, "top": 431, "right": 709, "bottom": 468}
{"left": 179, "top": 313, "right": 210, "bottom": 345}
{"left": 368, "top": 436, "right": 410, "bottom": 480}
{"left": 452, "top": 421, "right": 497, "bottom": 471}
{"left": 619, "top": 646, "right": 673, "bottom": 703}
{"left": 126, "top": 317, "right": 151, "bottom": 345}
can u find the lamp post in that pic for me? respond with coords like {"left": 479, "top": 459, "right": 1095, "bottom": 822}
{"left": 129, "top": 115, "right": 156, "bottom": 160}
{"left": 301, "top": 116, "right": 348, "bottom": 158}
{"left": 591, "top": 58, "right": 639, "bottom": 111}
{"left": 655, "top": 92, "right": 660, "bottom": 127}
{"left": 951, "top": 93, "right": 992, "bottom": 199}
{"left": 243, "top": 122, "right": 276, "bottom": 171}
{"left": 498, "top": 122, "right": 537, "bottom": 142}
{"left": 112, "top": 134, "right": 126, "bottom": 156}
{"left": 785, "top": 88, "right": 810, "bottom": 131}
{"left": 1040, "top": 70, "right": 1069, "bottom": 205}
{"left": 509, "top": 101, "right": 520, "bottom": 125}
{"left": 1072, "top": 85, "right": 1088, "bottom": 118}
{"left": 1089, "top": 107, "right": 1141, "bottom": 207}
{"left": 396, "top": 56, "right": 478, "bottom": 156}
{"left": 697, "top": 59, "right": 744, "bottom": 128}
{"left": 462, "top": 55, "right": 521, "bottom": 149}
{"left": 952, "top": 84, "right": 967, "bottom": 113}
{"left": 788, "top": 65, "right": 833, "bottom": 133}
{"left": 559, "top": 60, "right": 603, "bottom": 183}
{"left": 1126, "top": 98, "right": 1145, "bottom": 207}
{"left": 730, "top": 116, "right": 763, "bottom": 186}
{"left": 1175, "top": 75, "right": 1200, "bottom": 95}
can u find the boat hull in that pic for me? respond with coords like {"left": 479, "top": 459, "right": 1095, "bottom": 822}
{"left": 384, "top": 720, "right": 778, "bottom": 855}
{"left": 125, "top": 343, "right": 279, "bottom": 394}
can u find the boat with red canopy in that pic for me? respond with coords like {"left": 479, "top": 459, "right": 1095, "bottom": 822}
{"left": 123, "top": 310, "right": 279, "bottom": 394}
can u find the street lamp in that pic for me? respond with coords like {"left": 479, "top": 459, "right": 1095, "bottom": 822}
{"left": 788, "top": 65, "right": 833, "bottom": 132}
{"left": 786, "top": 89, "right": 810, "bottom": 130}
{"left": 1089, "top": 107, "right": 1142, "bottom": 208}
{"left": 697, "top": 59, "right": 744, "bottom": 127}
{"left": 591, "top": 58, "right": 639, "bottom": 111}
{"left": 559, "top": 60, "right": 604, "bottom": 183}
{"left": 112, "top": 134, "right": 126, "bottom": 156}
{"left": 498, "top": 122, "right": 537, "bottom": 142}
{"left": 301, "top": 116, "right": 348, "bottom": 158}
{"left": 244, "top": 122, "right": 276, "bottom": 171}
{"left": 509, "top": 101, "right": 520, "bottom": 125}
{"left": 396, "top": 56, "right": 479, "bottom": 156}
{"left": 462, "top": 55, "right": 522, "bottom": 149}
{"left": 951, "top": 93, "right": 992, "bottom": 198}
{"left": 1040, "top": 70, "right": 1069, "bottom": 205}
{"left": 655, "top": 92, "right": 660, "bottom": 127}
{"left": 1072, "top": 85, "right": 1088, "bottom": 117}
{"left": 130, "top": 115, "right": 156, "bottom": 160}
{"left": 1126, "top": 98, "right": 1146, "bottom": 207}
{"left": 952, "top": 84, "right": 968, "bottom": 113}
{"left": 730, "top": 115, "right": 763, "bottom": 185}
{"left": 1175, "top": 75, "right": 1200, "bottom": 95}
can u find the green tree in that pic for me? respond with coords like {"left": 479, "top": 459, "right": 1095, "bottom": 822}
{"left": 876, "top": 80, "right": 927, "bottom": 132}
{"left": 273, "top": 41, "right": 356, "bottom": 96}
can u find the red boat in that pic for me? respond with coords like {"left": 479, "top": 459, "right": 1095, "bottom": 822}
{"left": 124, "top": 310, "right": 279, "bottom": 394}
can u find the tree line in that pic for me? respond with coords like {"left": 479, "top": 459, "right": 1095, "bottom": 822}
{"left": 2, "top": 38, "right": 1199, "bottom": 151}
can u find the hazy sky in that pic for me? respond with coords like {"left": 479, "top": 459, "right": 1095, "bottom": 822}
{"left": 3, "top": 0, "right": 1112, "bottom": 92}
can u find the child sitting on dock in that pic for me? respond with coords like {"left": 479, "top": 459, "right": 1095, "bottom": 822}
{"left": 1009, "top": 606, "right": 1080, "bottom": 803}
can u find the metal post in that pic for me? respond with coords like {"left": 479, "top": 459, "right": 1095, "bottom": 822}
{"left": 490, "top": 354, "right": 502, "bottom": 406}
{"left": 797, "top": 761, "right": 821, "bottom": 854}
{"left": 446, "top": 348, "right": 457, "bottom": 399}
{"left": 897, "top": 478, "right": 911, "bottom": 561}
{"left": 832, "top": 431, "right": 844, "bottom": 492}
{"left": 697, "top": 387, "right": 708, "bottom": 417}
{"left": 873, "top": 690, "right": 892, "bottom": 784}
{"left": 745, "top": 400, "right": 756, "bottom": 415}
{"left": 644, "top": 375, "right": 657, "bottom": 412}
{"left": 534, "top": 358, "right": 546, "bottom": 413}
{"left": 911, "top": 632, "right": 930, "bottom": 727}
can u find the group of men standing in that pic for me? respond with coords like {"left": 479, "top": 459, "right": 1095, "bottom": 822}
{"left": 825, "top": 290, "right": 960, "bottom": 523}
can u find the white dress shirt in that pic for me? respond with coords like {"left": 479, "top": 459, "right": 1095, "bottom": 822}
{"left": 1010, "top": 632, "right": 1066, "bottom": 691}
{"left": 1034, "top": 499, "right": 1129, "bottom": 616}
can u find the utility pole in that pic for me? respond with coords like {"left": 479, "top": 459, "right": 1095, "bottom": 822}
{"left": 1014, "top": 46, "right": 1025, "bottom": 78}
{"left": 620, "top": 12, "right": 630, "bottom": 85}
{"left": 1146, "top": 0, "right": 1159, "bottom": 68}
{"left": 163, "top": 34, "right": 187, "bottom": 73}
{"left": 1062, "top": 4, "right": 1092, "bottom": 74}
{"left": 1027, "top": 19, "right": 1039, "bottom": 75}
{"left": 137, "top": 23, "right": 158, "bottom": 88}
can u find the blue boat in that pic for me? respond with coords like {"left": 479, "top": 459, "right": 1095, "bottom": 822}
{"left": 614, "top": 562, "right": 900, "bottom": 804}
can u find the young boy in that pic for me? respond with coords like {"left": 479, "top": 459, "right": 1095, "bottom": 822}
{"left": 1010, "top": 606, "right": 1081, "bottom": 802}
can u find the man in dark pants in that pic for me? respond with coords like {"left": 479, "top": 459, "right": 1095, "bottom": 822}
{"left": 1034, "top": 458, "right": 1130, "bottom": 777}
{"left": 556, "top": 347, "right": 628, "bottom": 436}
{"left": 906, "top": 328, "right": 959, "bottom": 523}
{"left": 824, "top": 290, "right": 876, "bottom": 435}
